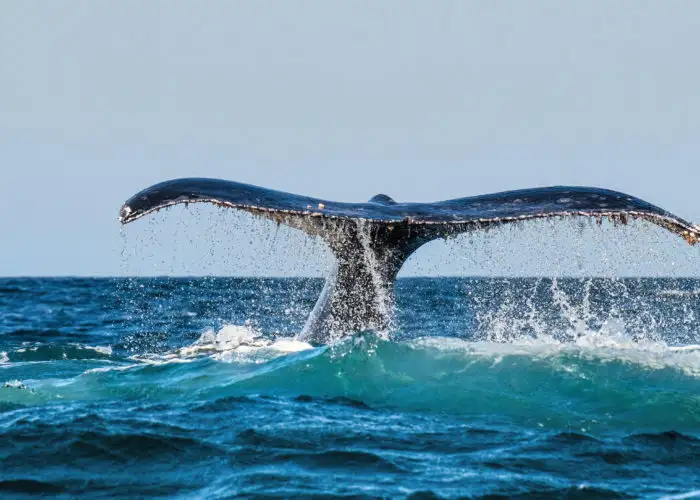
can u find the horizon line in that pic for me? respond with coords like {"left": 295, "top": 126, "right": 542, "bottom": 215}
{"left": 1, "top": 275, "right": 699, "bottom": 280}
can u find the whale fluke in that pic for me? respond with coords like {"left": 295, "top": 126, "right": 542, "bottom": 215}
{"left": 120, "top": 178, "right": 699, "bottom": 343}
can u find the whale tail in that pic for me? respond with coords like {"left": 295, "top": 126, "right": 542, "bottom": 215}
{"left": 298, "top": 215, "right": 431, "bottom": 342}
{"left": 119, "top": 178, "right": 699, "bottom": 343}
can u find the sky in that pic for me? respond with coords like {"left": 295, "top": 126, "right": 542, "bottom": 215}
{"left": 1, "top": 1, "right": 699, "bottom": 276}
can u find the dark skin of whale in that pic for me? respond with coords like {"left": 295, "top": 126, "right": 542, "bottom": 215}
{"left": 119, "top": 178, "right": 699, "bottom": 343}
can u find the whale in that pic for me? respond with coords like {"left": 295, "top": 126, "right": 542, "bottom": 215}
{"left": 119, "top": 178, "right": 699, "bottom": 344}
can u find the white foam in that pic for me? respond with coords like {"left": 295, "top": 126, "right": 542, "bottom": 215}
{"left": 180, "top": 324, "right": 267, "bottom": 356}
{"left": 84, "top": 363, "right": 143, "bottom": 374}
{"left": 658, "top": 289, "right": 700, "bottom": 297}
{"left": 268, "top": 339, "right": 314, "bottom": 353}
{"left": 0, "top": 352, "right": 8, "bottom": 364}
{"left": 128, "top": 324, "right": 314, "bottom": 366}
{"left": 409, "top": 326, "right": 700, "bottom": 378}
{"left": 670, "top": 345, "right": 700, "bottom": 352}
{"left": 81, "top": 345, "right": 113, "bottom": 356}
{"left": 3, "top": 379, "right": 28, "bottom": 390}
{"left": 661, "top": 490, "right": 700, "bottom": 500}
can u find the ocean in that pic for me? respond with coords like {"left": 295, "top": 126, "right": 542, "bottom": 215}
{"left": 1, "top": 277, "right": 699, "bottom": 498}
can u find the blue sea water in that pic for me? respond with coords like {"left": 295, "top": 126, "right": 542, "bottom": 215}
{"left": 1, "top": 276, "right": 699, "bottom": 498}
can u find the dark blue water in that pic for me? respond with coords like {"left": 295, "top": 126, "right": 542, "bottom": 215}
{"left": 1, "top": 277, "right": 699, "bottom": 498}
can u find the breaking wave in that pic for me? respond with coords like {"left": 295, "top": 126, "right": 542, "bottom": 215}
{"left": 2, "top": 323, "right": 698, "bottom": 434}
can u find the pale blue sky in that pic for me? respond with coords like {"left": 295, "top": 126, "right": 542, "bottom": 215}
{"left": 1, "top": 1, "right": 699, "bottom": 276}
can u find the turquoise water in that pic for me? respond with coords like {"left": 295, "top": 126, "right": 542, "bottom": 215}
{"left": 1, "top": 277, "right": 699, "bottom": 498}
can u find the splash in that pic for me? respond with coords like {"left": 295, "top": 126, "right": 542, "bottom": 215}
{"left": 2, "top": 379, "right": 32, "bottom": 391}
{"left": 354, "top": 219, "right": 394, "bottom": 338}
{"left": 0, "top": 343, "right": 116, "bottom": 364}
{"left": 132, "top": 323, "right": 314, "bottom": 365}
{"left": 119, "top": 206, "right": 333, "bottom": 277}
{"left": 411, "top": 331, "right": 700, "bottom": 378}
{"left": 465, "top": 277, "right": 696, "bottom": 345}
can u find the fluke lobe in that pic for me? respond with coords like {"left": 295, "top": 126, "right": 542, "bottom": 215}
{"left": 119, "top": 178, "right": 699, "bottom": 344}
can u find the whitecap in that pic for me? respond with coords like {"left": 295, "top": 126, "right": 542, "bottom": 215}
{"left": 408, "top": 323, "right": 700, "bottom": 378}
{"left": 660, "top": 490, "right": 700, "bottom": 500}
{"left": 80, "top": 345, "right": 113, "bottom": 356}
{"left": 3, "top": 379, "right": 31, "bottom": 390}
{"left": 125, "top": 323, "right": 314, "bottom": 366}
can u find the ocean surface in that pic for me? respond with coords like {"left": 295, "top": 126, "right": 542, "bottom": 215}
{"left": 1, "top": 276, "right": 699, "bottom": 498}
